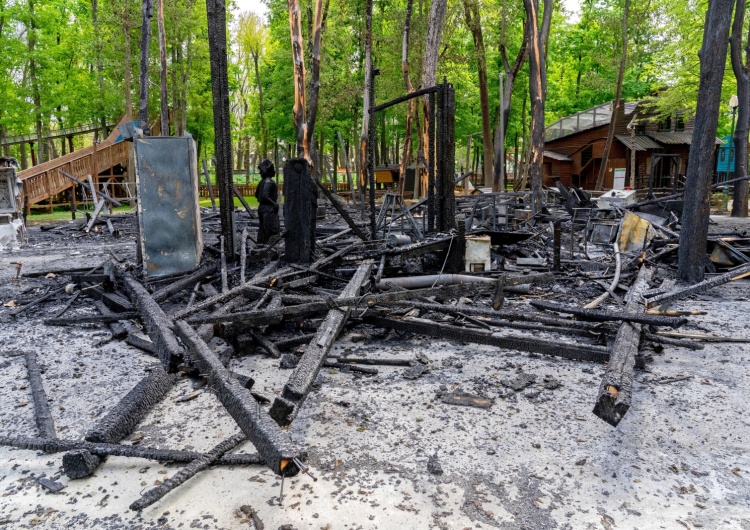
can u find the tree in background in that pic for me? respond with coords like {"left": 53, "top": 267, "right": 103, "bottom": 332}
{"left": 730, "top": 0, "right": 749, "bottom": 218}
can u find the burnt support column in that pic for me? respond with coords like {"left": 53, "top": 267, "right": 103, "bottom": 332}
{"left": 206, "top": 0, "right": 236, "bottom": 260}
{"left": 283, "top": 158, "right": 316, "bottom": 264}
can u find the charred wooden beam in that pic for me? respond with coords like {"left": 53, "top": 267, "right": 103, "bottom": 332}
{"left": 172, "top": 267, "right": 292, "bottom": 320}
{"left": 86, "top": 367, "right": 177, "bottom": 443}
{"left": 593, "top": 266, "right": 653, "bottom": 427}
{"left": 174, "top": 320, "right": 300, "bottom": 476}
{"left": 44, "top": 313, "right": 140, "bottom": 326}
{"left": 274, "top": 334, "right": 317, "bottom": 351}
{"left": 25, "top": 350, "right": 56, "bottom": 440}
{"left": 130, "top": 433, "right": 246, "bottom": 511}
{"left": 644, "top": 262, "right": 750, "bottom": 308}
{"left": 365, "top": 315, "right": 610, "bottom": 363}
{"left": 0, "top": 435, "right": 264, "bottom": 466}
{"left": 151, "top": 262, "right": 219, "bottom": 303}
{"left": 120, "top": 272, "right": 183, "bottom": 373}
{"left": 270, "top": 263, "right": 373, "bottom": 426}
{"left": 125, "top": 334, "right": 157, "bottom": 355}
{"left": 530, "top": 300, "right": 687, "bottom": 328}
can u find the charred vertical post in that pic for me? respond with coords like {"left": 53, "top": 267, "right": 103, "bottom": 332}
{"left": 441, "top": 82, "right": 456, "bottom": 230}
{"left": 553, "top": 219, "right": 561, "bottom": 271}
{"left": 427, "top": 91, "right": 436, "bottom": 232}
{"left": 283, "top": 158, "right": 317, "bottom": 263}
{"left": 206, "top": 0, "right": 236, "bottom": 260}
{"left": 368, "top": 69, "right": 378, "bottom": 239}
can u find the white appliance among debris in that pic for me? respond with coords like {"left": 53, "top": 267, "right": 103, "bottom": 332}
{"left": 465, "top": 235, "right": 491, "bottom": 272}
{"left": 597, "top": 188, "right": 637, "bottom": 210}
{"left": 0, "top": 157, "right": 25, "bottom": 251}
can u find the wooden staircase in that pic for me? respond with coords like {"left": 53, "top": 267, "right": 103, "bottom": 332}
{"left": 17, "top": 116, "right": 130, "bottom": 206}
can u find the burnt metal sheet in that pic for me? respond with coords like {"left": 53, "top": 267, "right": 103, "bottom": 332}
{"left": 134, "top": 136, "right": 202, "bottom": 278}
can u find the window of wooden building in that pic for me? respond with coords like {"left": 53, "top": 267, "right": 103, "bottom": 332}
{"left": 581, "top": 145, "right": 593, "bottom": 166}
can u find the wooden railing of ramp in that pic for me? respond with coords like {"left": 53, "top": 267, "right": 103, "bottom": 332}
{"left": 17, "top": 117, "right": 130, "bottom": 206}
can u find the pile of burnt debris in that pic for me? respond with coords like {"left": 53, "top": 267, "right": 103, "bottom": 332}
{"left": 3, "top": 172, "right": 750, "bottom": 513}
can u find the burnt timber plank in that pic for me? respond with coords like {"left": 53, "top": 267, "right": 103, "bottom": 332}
{"left": 174, "top": 320, "right": 299, "bottom": 476}
{"left": 644, "top": 261, "right": 750, "bottom": 308}
{"left": 593, "top": 266, "right": 653, "bottom": 427}
{"left": 25, "top": 350, "right": 56, "bottom": 440}
{"left": 365, "top": 316, "right": 610, "bottom": 364}
{"left": 270, "top": 263, "right": 373, "bottom": 427}
{"left": 120, "top": 272, "right": 183, "bottom": 373}
{"left": 530, "top": 299, "right": 686, "bottom": 328}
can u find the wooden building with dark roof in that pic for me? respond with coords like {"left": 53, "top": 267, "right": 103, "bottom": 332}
{"left": 542, "top": 100, "right": 721, "bottom": 191}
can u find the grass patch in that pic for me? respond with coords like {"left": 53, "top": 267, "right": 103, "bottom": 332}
{"left": 199, "top": 196, "right": 259, "bottom": 208}
{"left": 26, "top": 204, "right": 134, "bottom": 224}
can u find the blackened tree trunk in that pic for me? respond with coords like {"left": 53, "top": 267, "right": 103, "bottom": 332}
{"left": 523, "top": 0, "right": 552, "bottom": 214}
{"left": 206, "top": 0, "right": 236, "bottom": 259}
{"left": 463, "top": 0, "right": 493, "bottom": 188}
{"left": 305, "top": 0, "right": 328, "bottom": 156}
{"left": 678, "top": 0, "right": 735, "bottom": 283}
{"left": 123, "top": 0, "right": 134, "bottom": 117}
{"left": 595, "top": 0, "right": 629, "bottom": 190}
{"left": 731, "top": 0, "right": 749, "bottom": 217}
{"left": 138, "top": 0, "right": 154, "bottom": 132}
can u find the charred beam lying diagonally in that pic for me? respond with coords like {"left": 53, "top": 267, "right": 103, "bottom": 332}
{"left": 529, "top": 300, "right": 687, "bottom": 328}
{"left": 119, "top": 272, "right": 183, "bottom": 373}
{"left": 270, "top": 263, "right": 373, "bottom": 427}
{"left": 644, "top": 261, "right": 750, "bottom": 308}
{"left": 151, "top": 262, "right": 219, "bottom": 303}
{"left": 86, "top": 367, "right": 177, "bottom": 443}
{"left": 130, "top": 433, "right": 246, "bottom": 511}
{"left": 0, "top": 435, "right": 264, "bottom": 466}
{"left": 365, "top": 316, "right": 610, "bottom": 363}
{"left": 593, "top": 266, "right": 653, "bottom": 427}
{"left": 174, "top": 320, "right": 299, "bottom": 476}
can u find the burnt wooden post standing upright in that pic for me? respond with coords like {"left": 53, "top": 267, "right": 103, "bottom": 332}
{"left": 435, "top": 81, "right": 456, "bottom": 232}
{"left": 283, "top": 158, "right": 316, "bottom": 263}
{"left": 206, "top": 0, "right": 236, "bottom": 260}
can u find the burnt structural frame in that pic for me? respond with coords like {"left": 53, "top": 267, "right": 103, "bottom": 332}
{"left": 368, "top": 77, "right": 456, "bottom": 236}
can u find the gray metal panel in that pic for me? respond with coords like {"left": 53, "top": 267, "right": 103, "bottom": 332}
{"left": 135, "top": 136, "right": 202, "bottom": 278}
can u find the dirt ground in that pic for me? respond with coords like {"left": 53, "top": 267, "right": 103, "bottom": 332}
{"left": 0, "top": 216, "right": 748, "bottom": 530}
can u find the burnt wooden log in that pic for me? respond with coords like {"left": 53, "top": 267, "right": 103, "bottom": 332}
{"left": 62, "top": 450, "right": 102, "bottom": 479}
{"left": 274, "top": 334, "right": 317, "bottom": 351}
{"left": 0, "top": 435, "right": 264, "bottom": 466}
{"left": 120, "top": 272, "right": 183, "bottom": 373}
{"left": 125, "top": 334, "right": 157, "bottom": 355}
{"left": 11, "top": 287, "right": 66, "bottom": 316}
{"left": 174, "top": 320, "right": 299, "bottom": 476}
{"left": 151, "top": 262, "right": 219, "bottom": 303}
{"left": 44, "top": 313, "right": 140, "bottom": 326}
{"left": 250, "top": 332, "right": 281, "bottom": 358}
{"left": 83, "top": 285, "right": 134, "bottom": 313}
{"left": 530, "top": 299, "right": 686, "bottom": 328}
{"left": 86, "top": 367, "right": 177, "bottom": 443}
{"left": 592, "top": 266, "right": 652, "bottom": 427}
{"left": 365, "top": 316, "right": 609, "bottom": 363}
{"left": 270, "top": 263, "right": 373, "bottom": 426}
{"left": 25, "top": 350, "right": 56, "bottom": 440}
{"left": 645, "top": 261, "right": 750, "bottom": 308}
{"left": 130, "top": 433, "right": 246, "bottom": 511}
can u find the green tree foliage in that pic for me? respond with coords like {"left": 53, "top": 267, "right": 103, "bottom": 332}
{"left": 0, "top": 0, "right": 744, "bottom": 169}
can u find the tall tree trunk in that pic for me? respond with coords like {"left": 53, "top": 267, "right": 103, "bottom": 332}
{"left": 359, "top": 0, "right": 373, "bottom": 192}
{"left": 494, "top": 20, "right": 529, "bottom": 191}
{"left": 463, "top": 0, "right": 493, "bottom": 188}
{"left": 253, "top": 53, "right": 267, "bottom": 158}
{"left": 28, "top": 0, "right": 44, "bottom": 164}
{"left": 678, "top": 0, "right": 735, "bottom": 283}
{"left": 181, "top": 32, "right": 190, "bottom": 135}
{"left": 523, "top": 0, "right": 552, "bottom": 214}
{"left": 124, "top": 0, "right": 133, "bottom": 117}
{"left": 93, "top": 0, "right": 106, "bottom": 132}
{"left": 595, "top": 0, "right": 630, "bottom": 190}
{"left": 305, "top": 0, "right": 328, "bottom": 159}
{"left": 171, "top": 45, "right": 180, "bottom": 135}
{"left": 157, "top": 0, "right": 169, "bottom": 135}
{"left": 138, "top": 0, "right": 154, "bottom": 132}
{"left": 380, "top": 112, "right": 387, "bottom": 165}
{"left": 419, "top": 0, "right": 448, "bottom": 197}
{"left": 731, "top": 0, "right": 749, "bottom": 217}
{"left": 288, "top": 0, "right": 309, "bottom": 160}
